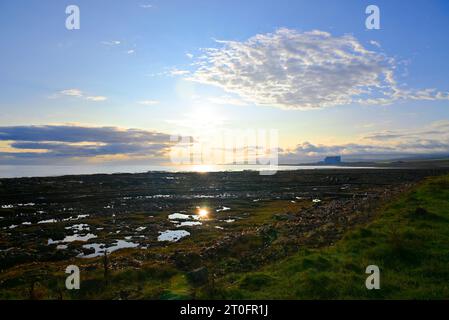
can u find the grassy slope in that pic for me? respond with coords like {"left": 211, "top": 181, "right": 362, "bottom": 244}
{"left": 204, "top": 174, "right": 449, "bottom": 299}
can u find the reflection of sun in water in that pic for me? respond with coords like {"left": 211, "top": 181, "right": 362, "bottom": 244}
{"left": 198, "top": 208, "right": 209, "bottom": 219}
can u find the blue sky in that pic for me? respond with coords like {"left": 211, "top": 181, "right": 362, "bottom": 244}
{"left": 0, "top": 0, "right": 449, "bottom": 165}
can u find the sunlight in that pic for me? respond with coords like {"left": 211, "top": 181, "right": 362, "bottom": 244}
{"left": 197, "top": 208, "right": 209, "bottom": 219}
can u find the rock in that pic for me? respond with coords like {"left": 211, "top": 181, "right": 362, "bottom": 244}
{"left": 186, "top": 266, "right": 209, "bottom": 286}
{"left": 81, "top": 246, "right": 95, "bottom": 256}
{"left": 414, "top": 207, "right": 428, "bottom": 216}
{"left": 259, "top": 226, "right": 278, "bottom": 243}
{"left": 171, "top": 252, "right": 202, "bottom": 271}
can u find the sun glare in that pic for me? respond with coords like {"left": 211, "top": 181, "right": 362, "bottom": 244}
{"left": 198, "top": 208, "right": 209, "bottom": 219}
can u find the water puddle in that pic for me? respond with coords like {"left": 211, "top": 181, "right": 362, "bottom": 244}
{"left": 65, "top": 224, "right": 90, "bottom": 232}
{"left": 62, "top": 214, "right": 90, "bottom": 222}
{"left": 48, "top": 233, "right": 97, "bottom": 245}
{"left": 168, "top": 213, "right": 191, "bottom": 220}
{"left": 38, "top": 219, "right": 58, "bottom": 224}
{"left": 175, "top": 221, "right": 202, "bottom": 227}
{"left": 18, "top": 203, "right": 35, "bottom": 207}
{"left": 158, "top": 230, "right": 190, "bottom": 242}
{"left": 78, "top": 240, "right": 139, "bottom": 258}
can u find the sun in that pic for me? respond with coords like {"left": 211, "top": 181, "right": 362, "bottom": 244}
{"left": 198, "top": 208, "right": 209, "bottom": 219}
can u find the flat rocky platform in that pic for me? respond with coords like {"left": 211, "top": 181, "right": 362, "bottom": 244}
{"left": 1, "top": 168, "right": 448, "bottom": 299}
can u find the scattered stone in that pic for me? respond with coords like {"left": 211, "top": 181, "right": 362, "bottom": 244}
{"left": 186, "top": 267, "right": 209, "bottom": 286}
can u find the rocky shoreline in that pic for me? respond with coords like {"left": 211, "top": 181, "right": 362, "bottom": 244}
{"left": 1, "top": 168, "right": 448, "bottom": 276}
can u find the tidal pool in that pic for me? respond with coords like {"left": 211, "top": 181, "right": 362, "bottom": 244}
{"left": 65, "top": 224, "right": 90, "bottom": 232}
{"left": 157, "top": 230, "right": 190, "bottom": 242}
{"left": 216, "top": 206, "right": 231, "bottom": 212}
{"left": 175, "top": 221, "right": 202, "bottom": 227}
{"left": 62, "top": 214, "right": 90, "bottom": 222}
{"left": 38, "top": 219, "right": 58, "bottom": 224}
{"left": 78, "top": 240, "right": 139, "bottom": 258}
{"left": 168, "top": 213, "right": 191, "bottom": 220}
{"left": 48, "top": 233, "right": 97, "bottom": 245}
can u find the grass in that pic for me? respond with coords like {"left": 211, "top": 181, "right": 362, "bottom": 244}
{"left": 200, "top": 174, "right": 449, "bottom": 299}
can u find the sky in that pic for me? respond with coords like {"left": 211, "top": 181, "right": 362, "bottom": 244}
{"left": 0, "top": 0, "right": 449, "bottom": 167}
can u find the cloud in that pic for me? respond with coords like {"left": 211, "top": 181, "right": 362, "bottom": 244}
{"left": 0, "top": 125, "right": 185, "bottom": 164}
{"left": 281, "top": 121, "right": 449, "bottom": 162}
{"left": 85, "top": 96, "right": 108, "bottom": 102}
{"left": 127, "top": 49, "right": 136, "bottom": 54}
{"left": 101, "top": 40, "right": 121, "bottom": 46}
{"left": 146, "top": 67, "right": 190, "bottom": 78}
{"left": 189, "top": 28, "right": 449, "bottom": 109}
{"left": 362, "top": 120, "right": 449, "bottom": 142}
{"left": 138, "top": 100, "right": 160, "bottom": 106}
{"left": 53, "top": 89, "right": 107, "bottom": 102}
{"left": 60, "top": 89, "right": 83, "bottom": 97}
{"left": 140, "top": 4, "right": 153, "bottom": 9}
{"left": 369, "top": 40, "right": 381, "bottom": 48}
{"left": 168, "top": 68, "right": 190, "bottom": 76}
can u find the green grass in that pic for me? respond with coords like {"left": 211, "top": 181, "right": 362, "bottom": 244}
{"left": 202, "top": 174, "right": 449, "bottom": 299}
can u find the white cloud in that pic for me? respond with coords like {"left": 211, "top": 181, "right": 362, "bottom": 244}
{"left": 146, "top": 67, "right": 191, "bottom": 78}
{"left": 101, "top": 40, "right": 121, "bottom": 46}
{"left": 85, "top": 96, "right": 108, "bottom": 102}
{"left": 127, "top": 49, "right": 136, "bottom": 54}
{"left": 186, "top": 53, "right": 194, "bottom": 59}
{"left": 54, "top": 89, "right": 107, "bottom": 102}
{"left": 140, "top": 4, "right": 153, "bottom": 9}
{"left": 169, "top": 68, "right": 190, "bottom": 76}
{"left": 138, "top": 100, "right": 159, "bottom": 106}
{"left": 189, "top": 28, "right": 449, "bottom": 110}
{"left": 369, "top": 40, "right": 381, "bottom": 48}
{"left": 60, "top": 89, "right": 83, "bottom": 97}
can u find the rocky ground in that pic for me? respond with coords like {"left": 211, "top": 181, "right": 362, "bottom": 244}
{"left": 1, "top": 168, "right": 448, "bottom": 299}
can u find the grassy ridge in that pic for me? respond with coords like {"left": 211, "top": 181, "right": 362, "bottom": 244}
{"left": 204, "top": 174, "right": 449, "bottom": 299}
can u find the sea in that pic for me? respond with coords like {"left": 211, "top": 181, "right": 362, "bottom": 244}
{"left": 0, "top": 164, "right": 377, "bottom": 179}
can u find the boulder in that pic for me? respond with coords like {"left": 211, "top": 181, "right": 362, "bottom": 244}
{"left": 186, "top": 266, "right": 209, "bottom": 286}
